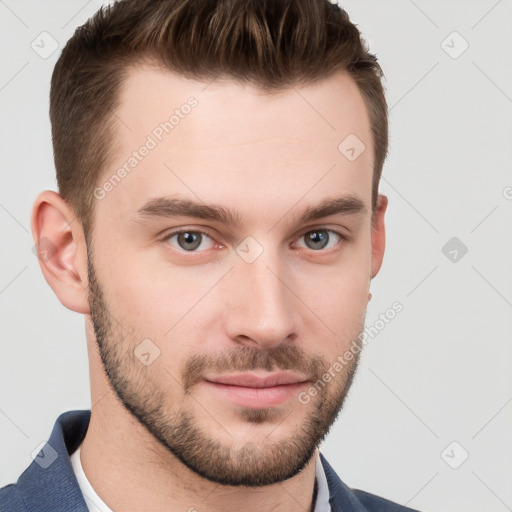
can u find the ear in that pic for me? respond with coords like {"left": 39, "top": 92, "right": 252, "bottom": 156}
{"left": 370, "top": 193, "right": 387, "bottom": 279}
{"left": 31, "top": 190, "right": 90, "bottom": 314}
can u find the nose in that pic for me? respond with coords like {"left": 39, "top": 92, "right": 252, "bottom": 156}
{"left": 223, "top": 252, "right": 299, "bottom": 350}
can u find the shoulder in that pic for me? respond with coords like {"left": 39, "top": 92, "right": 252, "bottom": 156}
{"left": 318, "top": 452, "right": 421, "bottom": 512}
{"left": 352, "top": 488, "right": 420, "bottom": 512}
{"left": 0, "top": 410, "right": 91, "bottom": 512}
{"left": 0, "top": 483, "right": 27, "bottom": 511}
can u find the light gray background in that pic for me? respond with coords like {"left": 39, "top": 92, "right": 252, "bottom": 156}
{"left": 1, "top": 1, "right": 511, "bottom": 511}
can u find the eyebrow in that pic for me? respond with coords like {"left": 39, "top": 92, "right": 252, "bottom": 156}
{"left": 135, "top": 194, "right": 366, "bottom": 228}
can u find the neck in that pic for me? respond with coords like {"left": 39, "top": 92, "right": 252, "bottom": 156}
{"left": 79, "top": 394, "right": 318, "bottom": 512}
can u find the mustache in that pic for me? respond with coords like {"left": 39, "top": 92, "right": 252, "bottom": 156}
{"left": 181, "top": 343, "right": 328, "bottom": 392}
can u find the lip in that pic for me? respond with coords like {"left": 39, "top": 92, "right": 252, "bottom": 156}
{"left": 203, "top": 371, "right": 310, "bottom": 388}
{"left": 202, "top": 372, "right": 311, "bottom": 408}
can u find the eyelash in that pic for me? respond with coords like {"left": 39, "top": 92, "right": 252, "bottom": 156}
{"left": 160, "top": 228, "right": 349, "bottom": 254}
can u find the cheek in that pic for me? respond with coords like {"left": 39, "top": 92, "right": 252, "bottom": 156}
{"left": 90, "top": 242, "right": 166, "bottom": 339}
{"left": 100, "top": 252, "right": 223, "bottom": 344}
{"left": 311, "top": 231, "right": 371, "bottom": 286}
{"left": 297, "top": 241, "right": 371, "bottom": 342}
{"left": 318, "top": 274, "right": 368, "bottom": 334}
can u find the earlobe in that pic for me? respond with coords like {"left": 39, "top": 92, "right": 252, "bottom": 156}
{"left": 31, "top": 190, "right": 90, "bottom": 314}
{"left": 370, "top": 194, "right": 387, "bottom": 279}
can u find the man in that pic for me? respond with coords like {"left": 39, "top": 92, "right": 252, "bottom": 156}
{"left": 0, "top": 0, "right": 420, "bottom": 511}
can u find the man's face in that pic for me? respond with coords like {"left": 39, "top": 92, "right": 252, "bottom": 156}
{"left": 86, "top": 65, "right": 383, "bottom": 486}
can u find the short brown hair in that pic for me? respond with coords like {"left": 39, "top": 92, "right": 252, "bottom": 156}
{"left": 50, "top": 0, "right": 388, "bottom": 240}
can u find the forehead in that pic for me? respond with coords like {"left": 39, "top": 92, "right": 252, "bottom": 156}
{"left": 115, "top": 63, "right": 371, "bottom": 144}
{"left": 95, "top": 64, "right": 374, "bottom": 226}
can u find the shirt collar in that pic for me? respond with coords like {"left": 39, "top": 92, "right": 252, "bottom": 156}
{"left": 70, "top": 445, "right": 113, "bottom": 512}
{"left": 314, "top": 449, "right": 332, "bottom": 512}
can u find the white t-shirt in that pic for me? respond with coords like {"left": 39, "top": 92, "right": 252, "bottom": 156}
{"left": 70, "top": 445, "right": 331, "bottom": 512}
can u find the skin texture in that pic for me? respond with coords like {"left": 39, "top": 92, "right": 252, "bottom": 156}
{"left": 31, "top": 65, "right": 387, "bottom": 512}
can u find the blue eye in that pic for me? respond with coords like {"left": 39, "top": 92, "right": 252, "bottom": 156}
{"left": 164, "top": 230, "right": 215, "bottom": 252}
{"left": 297, "top": 229, "right": 342, "bottom": 251}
